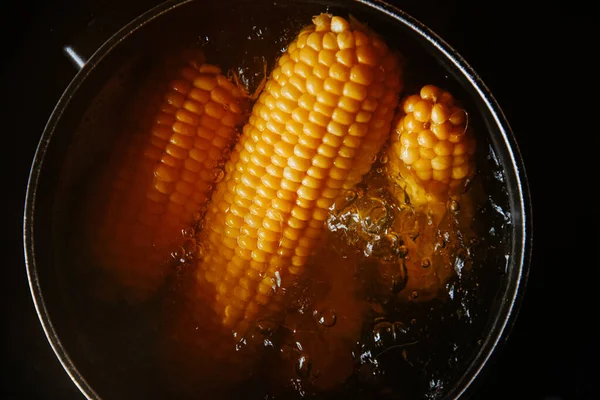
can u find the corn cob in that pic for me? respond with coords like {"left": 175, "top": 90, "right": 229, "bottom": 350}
{"left": 194, "top": 13, "right": 404, "bottom": 335}
{"left": 91, "top": 55, "right": 249, "bottom": 301}
{"left": 384, "top": 85, "right": 477, "bottom": 300}
{"left": 386, "top": 84, "right": 476, "bottom": 206}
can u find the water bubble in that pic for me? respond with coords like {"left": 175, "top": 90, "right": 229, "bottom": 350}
{"left": 357, "top": 197, "right": 392, "bottom": 235}
{"left": 318, "top": 309, "right": 337, "bottom": 327}
{"left": 256, "top": 319, "right": 277, "bottom": 337}
{"left": 376, "top": 168, "right": 383, "bottom": 174}
{"left": 198, "top": 35, "right": 210, "bottom": 45}
{"left": 373, "top": 321, "right": 395, "bottom": 348}
{"left": 296, "top": 354, "right": 312, "bottom": 377}
{"left": 368, "top": 235, "right": 395, "bottom": 258}
{"left": 447, "top": 283, "right": 455, "bottom": 300}
{"left": 392, "top": 321, "right": 407, "bottom": 341}
{"left": 212, "top": 168, "right": 225, "bottom": 183}
{"left": 385, "top": 232, "right": 406, "bottom": 257}
{"left": 345, "top": 189, "right": 358, "bottom": 202}
{"left": 448, "top": 199, "right": 460, "bottom": 212}
{"left": 171, "top": 246, "right": 187, "bottom": 263}
{"left": 395, "top": 244, "right": 408, "bottom": 257}
{"left": 182, "top": 240, "right": 197, "bottom": 262}
{"left": 410, "top": 318, "right": 417, "bottom": 325}
{"left": 181, "top": 227, "right": 195, "bottom": 239}
{"left": 379, "top": 154, "right": 389, "bottom": 164}
{"left": 420, "top": 258, "right": 431, "bottom": 268}
{"left": 454, "top": 249, "right": 466, "bottom": 277}
{"left": 235, "top": 337, "right": 248, "bottom": 351}
{"left": 410, "top": 291, "right": 419, "bottom": 300}
{"left": 290, "top": 378, "right": 306, "bottom": 397}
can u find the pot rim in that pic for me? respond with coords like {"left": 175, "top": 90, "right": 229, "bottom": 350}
{"left": 23, "top": 1, "right": 532, "bottom": 399}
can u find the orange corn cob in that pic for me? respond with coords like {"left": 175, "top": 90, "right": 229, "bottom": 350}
{"left": 91, "top": 55, "right": 249, "bottom": 301}
{"left": 386, "top": 84, "right": 476, "bottom": 205}
{"left": 384, "top": 85, "right": 477, "bottom": 300}
{"left": 194, "top": 13, "right": 404, "bottom": 335}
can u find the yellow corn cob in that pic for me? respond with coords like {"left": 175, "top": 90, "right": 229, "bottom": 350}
{"left": 384, "top": 85, "right": 477, "bottom": 300}
{"left": 91, "top": 55, "right": 249, "bottom": 301}
{"left": 386, "top": 84, "right": 476, "bottom": 206}
{"left": 194, "top": 13, "right": 404, "bottom": 335}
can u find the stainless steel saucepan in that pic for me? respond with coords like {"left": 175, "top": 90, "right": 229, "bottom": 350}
{"left": 24, "top": 1, "right": 531, "bottom": 398}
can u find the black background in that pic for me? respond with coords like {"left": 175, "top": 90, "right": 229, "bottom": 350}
{"left": 1, "top": 0, "right": 597, "bottom": 399}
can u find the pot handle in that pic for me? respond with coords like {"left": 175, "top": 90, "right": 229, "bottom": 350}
{"left": 63, "top": 0, "right": 162, "bottom": 70}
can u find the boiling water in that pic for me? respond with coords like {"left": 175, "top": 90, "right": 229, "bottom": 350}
{"left": 52, "top": 3, "right": 513, "bottom": 399}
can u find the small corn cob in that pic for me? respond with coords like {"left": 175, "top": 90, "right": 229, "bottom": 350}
{"left": 194, "top": 13, "right": 404, "bottom": 335}
{"left": 384, "top": 85, "right": 477, "bottom": 300}
{"left": 386, "top": 84, "right": 476, "bottom": 206}
{"left": 91, "top": 55, "right": 249, "bottom": 301}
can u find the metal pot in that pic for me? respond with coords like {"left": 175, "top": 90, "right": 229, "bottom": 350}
{"left": 23, "top": 0, "right": 531, "bottom": 398}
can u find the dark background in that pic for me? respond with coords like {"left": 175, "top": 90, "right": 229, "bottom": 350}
{"left": 1, "top": 0, "right": 596, "bottom": 399}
